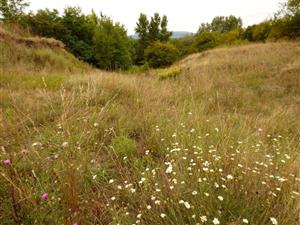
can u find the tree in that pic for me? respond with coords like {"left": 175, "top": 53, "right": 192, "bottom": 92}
{"left": 244, "top": 21, "right": 271, "bottom": 42}
{"left": 62, "top": 7, "right": 94, "bottom": 45}
{"left": 135, "top": 13, "right": 149, "bottom": 64}
{"left": 86, "top": 9, "right": 100, "bottom": 29}
{"left": 135, "top": 13, "right": 149, "bottom": 44}
{"left": 20, "top": 7, "right": 97, "bottom": 63}
{"left": 144, "top": 41, "right": 179, "bottom": 68}
{"left": 0, "top": 0, "right": 29, "bottom": 22}
{"left": 134, "top": 13, "right": 172, "bottom": 65}
{"left": 24, "top": 9, "right": 66, "bottom": 39}
{"left": 93, "top": 17, "right": 132, "bottom": 70}
{"left": 269, "top": 0, "right": 300, "bottom": 39}
{"left": 210, "top": 15, "right": 242, "bottom": 33}
{"left": 148, "top": 13, "right": 161, "bottom": 42}
{"left": 195, "top": 15, "right": 243, "bottom": 51}
{"left": 16, "top": 6, "right": 133, "bottom": 68}
{"left": 160, "top": 15, "right": 172, "bottom": 42}
{"left": 284, "top": 0, "right": 300, "bottom": 15}
{"left": 198, "top": 15, "right": 242, "bottom": 34}
{"left": 283, "top": 0, "right": 299, "bottom": 37}
{"left": 60, "top": 7, "right": 96, "bottom": 62}
{"left": 197, "top": 22, "right": 211, "bottom": 34}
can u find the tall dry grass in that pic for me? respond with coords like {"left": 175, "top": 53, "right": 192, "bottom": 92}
{"left": 1, "top": 39, "right": 300, "bottom": 224}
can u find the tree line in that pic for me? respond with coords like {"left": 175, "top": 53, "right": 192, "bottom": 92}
{"left": 0, "top": 0, "right": 299, "bottom": 70}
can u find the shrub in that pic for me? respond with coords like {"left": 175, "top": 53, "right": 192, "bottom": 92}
{"left": 158, "top": 66, "right": 182, "bottom": 80}
{"left": 170, "top": 35, "right": 197, "bottom": 58}
{"left": 127, "top": 63, "right": 150, "bottom": 74}
{"left": 244, "top": 22, "right": 272, "bottom": 42}
{"left": 144, "top": 41, "right": 179, "bottom": 68}
{"left": 219, "top": 29, "right": 244, "bottom": 44}
{"left": 194, "top": 32, "right": 220, "bottom": 52}
{"left": 268, "top": 0, "right": 300, "bottom": 40}
{"left": 269, "top": 15, "right": 300, "bottom": 39}
{"left": 112, "top": 136, "right": 136, "bottom": 159}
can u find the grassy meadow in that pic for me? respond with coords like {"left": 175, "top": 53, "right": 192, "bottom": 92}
{"left": 1, "top": 33, "right": 300, "bottom": 224}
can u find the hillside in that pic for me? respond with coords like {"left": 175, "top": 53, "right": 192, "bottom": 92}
{"left": 1, "top": 30, "right": 300, "bottom": 225}
{"left": 0, "top": 26, "right": 88, "bottom": 73}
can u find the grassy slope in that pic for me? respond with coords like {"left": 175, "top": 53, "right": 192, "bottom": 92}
{"left": 0, "top": 25, "right": 88, "bottom": 92}
{"left": 1, "top": 29, "right": 300, "bottom": 225}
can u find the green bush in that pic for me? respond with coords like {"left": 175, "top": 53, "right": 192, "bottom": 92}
{"left": 269, "top": 15, "right": 300, "bottom": 39}
{"left": 194, "top": 32, "right": 220, "bottom": 52}
{"left": 244, "top": 22, "right": 272, "bottom": 42}
{"left": 219, "top": 29, "right": 244, "bottom": 44}
{"left": 127, "top": 63, "right": 150, "bottom": 74}
{"left": 158, "top": 66, "right": 182, "bottom": 80}
{"left": 144, "top": 41, "right": 179, "bottom": 68}
{"left": 194, "top": 30, "right": 245, "bottom": 52}
{"left": 171, "top": 35, "right": 197, "bottom": 58}
{"left": 112, "top": 136, "right": 136, "bottom": 158}
{"left": 268, "top": 0, "right": 300, "bottom": 40}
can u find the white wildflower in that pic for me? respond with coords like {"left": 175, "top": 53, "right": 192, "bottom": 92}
{"left": 61, "top": 142, "right": 69, "bottom": 148}
{"left": 183, "top": 201, "right": 191, "bottom": 209}
{"left": 227, "top": 174, "right": 234, "bottom": 180}
{"left": 192, "top": 191, "right": 198, "bottom": 195}
{"left": 109, "top": 179, "right": 114, "bottom": 184}
{"left": 32, "top": 142, "right": 42, "bottom": 147}
{"left": 213, "top": 217, "right": 220, "bottom": 224}
{"left": 242, "top": 218, "right": 249, "bottom": 223}
{"left": 200, "top": 215, "right": 207, "bottom": 222}
{"left": 166, "top": 164, "right": 173, "bottom": 174}
{"left": 270, "top": 217, "right": 278, "bottom": 225}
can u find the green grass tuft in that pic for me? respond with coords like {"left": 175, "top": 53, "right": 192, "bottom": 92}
{"left": 112, "top": 136, "right": 137, "bottom": 159}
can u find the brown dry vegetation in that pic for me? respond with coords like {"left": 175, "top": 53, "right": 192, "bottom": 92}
{"left": 1, "top": 29, "right": 300, "bottom": 225}
{"left": 0, "top": 26, "right": 64, "bottom": 48}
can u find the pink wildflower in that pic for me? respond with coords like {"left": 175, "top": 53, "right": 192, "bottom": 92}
{"left": 2, "top": 159, "right": 11, "bottom": 165}
{"left": 41, "top": 193, "right": 49, "bottom": 200}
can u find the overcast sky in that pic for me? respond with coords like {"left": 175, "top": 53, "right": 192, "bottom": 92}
{"left": 27, "top": 0, "right": 284, "bottom": 35}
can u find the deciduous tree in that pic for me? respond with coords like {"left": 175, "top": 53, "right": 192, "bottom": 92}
{"left": 0, "top": 0, "right": 29, "bottom": 22}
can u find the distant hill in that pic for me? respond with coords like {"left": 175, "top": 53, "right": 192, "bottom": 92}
{"left": 171, "top": 31, "right": 194, "bottom": 38}
{"left": 130, "top": 31, "right": 194, "bottom": 40}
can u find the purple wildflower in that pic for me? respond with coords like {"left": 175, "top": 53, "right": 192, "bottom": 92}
{"left": 41, "top": 193, "right": 49, "bottom": 200}
{"left": 2, "top": 159, "right": 11, "bottom": 165}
